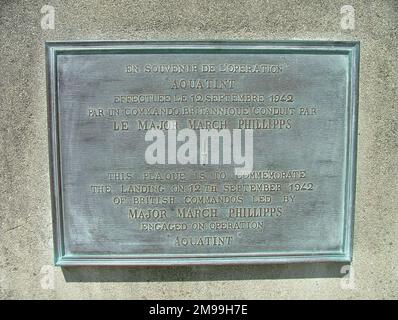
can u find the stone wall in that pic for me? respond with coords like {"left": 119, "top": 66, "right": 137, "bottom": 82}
{"left": 0, "top": 0, "right": 397, "bottom": 299}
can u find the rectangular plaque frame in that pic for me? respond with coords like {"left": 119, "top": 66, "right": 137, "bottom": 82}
{"left": 47, "top": 41, "right": 359, "bottom": 266}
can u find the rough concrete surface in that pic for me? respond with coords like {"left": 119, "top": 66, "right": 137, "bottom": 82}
{"left": 0, "top": 0, "right": 397, "bottom": 299}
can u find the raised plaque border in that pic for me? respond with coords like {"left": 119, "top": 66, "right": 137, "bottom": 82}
{"left": 46, "top": 41, "right": 360, "bottom": 266}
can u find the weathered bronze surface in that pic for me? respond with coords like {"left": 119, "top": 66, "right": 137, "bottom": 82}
{"left": 47, "top": 41, "right": 359, "bottom": 266}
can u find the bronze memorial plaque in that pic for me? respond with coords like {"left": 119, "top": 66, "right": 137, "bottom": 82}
{"left": 47, "top": 41, "right": 359, "bottom": 265}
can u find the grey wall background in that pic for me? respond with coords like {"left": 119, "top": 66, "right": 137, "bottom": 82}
{"left": 0, "top": 0, "right": 397, "bottom": 299}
